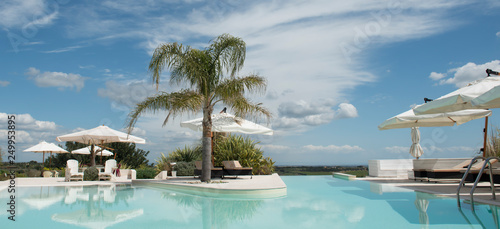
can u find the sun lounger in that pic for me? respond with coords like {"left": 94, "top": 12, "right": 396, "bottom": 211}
{"left": 222, "top": 160, "right": 253, "bottom": 179}
{"left": 194, "top": 161, "right": 224, "bottom": 178}
{"left": 462, "top": 159, "right": 499, "bottom": 182}
{"left": 412, "top": 158, "right": 472, "bottom": 182}
{"left": 99, "top": 159, "right": 117, "bottom": 181}
{"left": 425, "top": 159, "right": 474, "bottom": 181}
{"left": 65, "top": 159, "right": 84, "bottom": 181}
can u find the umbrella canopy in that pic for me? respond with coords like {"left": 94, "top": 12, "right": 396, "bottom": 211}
{"left": 56, "top": 125, "right": 145, "bottom": 166}
{"left": 23, "top": 141, "right": 68, "bottom": 164}
{"left": 378, "top": 109, "right": 492, "bottom": 130}
{"left": 412, "top": 75, "right": 500, "bottom": 156}
{"left": 413, "top": 76, "right": 500, "bottom": 115}
{"left": 56, "top": 125, "right": 146, "bottom": 145}
{"left": 379, "top": 108, "right": 491, "bottom": 159}
{"left": 410, "top": 127, "right": 424, "bottom": 159}
{"left": 181, "top": 113, "right": 273, "bottom": 135}
{"left": 72, "top": 146, "right": 113, "bottom": 156}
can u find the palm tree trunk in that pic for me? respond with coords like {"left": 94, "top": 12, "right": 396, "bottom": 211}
{"left": 201, "top": 106, "right": 213, "bottom": 182}
{"left": 90, "top": 144, "right": 96, "bottom": 167}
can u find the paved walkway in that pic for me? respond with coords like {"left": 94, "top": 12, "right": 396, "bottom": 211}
{"left": 360, "top": 177, "right": 500, "bottom": 206}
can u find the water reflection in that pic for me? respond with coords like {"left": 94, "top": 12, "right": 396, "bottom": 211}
{"left": 369, "top": 181, "right": 500, "bottom": 228}
{"left": 22, "top": 186, "right": 64, "bottom": 210}
{"left": 160, "top": 189, "right": 264, "bottom": 229}
{"left": 52, "top": 185, "right": 143, "bottom": 229}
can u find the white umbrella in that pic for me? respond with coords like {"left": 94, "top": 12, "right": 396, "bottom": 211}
{"left": 72, "top": 146, "right": 113, "bottom": 156}
{"left": 181, "top": 112, "right": 273, "bottom": 135}
{"left": 24, "top": 141, "right": 68, "bottom": 165}
{"left": 56, "top": 125, "right": 145, "bottom": 166}
{"left": 413, "top": 75, "right": 500, "bottom": 156}
{"left": 413, "top": 76, "right": 500, "bottom": 115}
{"left": 378, "top": 109, "right": 492, "bottom": 130}
{"left": 379, "top": 108, "right": 491, "bottom": 158}
{"left": 56, "top": 125, "right": 146, "bottom": 144}
{"left": 410, "top": 127, "right": 424, "bottom": 159}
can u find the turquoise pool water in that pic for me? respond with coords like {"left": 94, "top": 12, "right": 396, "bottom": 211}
{"left": 1, "top": 176, "right": 499, "bottom": 228}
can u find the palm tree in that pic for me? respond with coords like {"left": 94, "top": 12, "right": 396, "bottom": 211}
{"left": 127, "top": 34, "right": 271, "bottom": 181}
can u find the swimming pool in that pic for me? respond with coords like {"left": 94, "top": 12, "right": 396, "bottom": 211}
{"left": 1, "top": 176, "right": 498, "bottom": 228}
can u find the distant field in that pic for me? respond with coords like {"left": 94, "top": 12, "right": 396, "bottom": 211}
{"left": 275, "top": 165, "right": 368, "bottom": 177}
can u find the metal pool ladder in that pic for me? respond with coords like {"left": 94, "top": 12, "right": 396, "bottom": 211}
{"left": 457, "top": 156, "right": 498, "bottom": 208}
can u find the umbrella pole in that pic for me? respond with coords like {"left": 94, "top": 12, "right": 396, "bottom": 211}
{"left": 483, "top": 116, "right": 489, "bottom": 157}
{"left": 43, "top": 152, "right": 45, "bottom": 167}
{"left": 49, "top": 152, "right": 52, "bottom": 169}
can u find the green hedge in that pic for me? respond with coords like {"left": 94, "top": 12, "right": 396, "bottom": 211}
{"left": 174, "top": 161, "right": 195, "bottom": 176}
{"left": 136, "top": 167, "right": 156, "bottom": 179}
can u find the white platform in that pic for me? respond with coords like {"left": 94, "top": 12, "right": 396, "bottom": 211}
{"left": 368, "top": 159, "right": 413, "bottom": 178}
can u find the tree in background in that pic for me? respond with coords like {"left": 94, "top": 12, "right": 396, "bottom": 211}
{"left": 50, "top": 142, "right": 149, "bottom": 168}
{"left": 108, "top": 142, "right": 150, "bottom": 168}
{"left": 127, "top": 33, "right": 271, "bottom": 181}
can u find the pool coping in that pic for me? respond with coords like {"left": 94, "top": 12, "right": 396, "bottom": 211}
{"left": 132, "top": 173, "right": 287, "bottom": 199}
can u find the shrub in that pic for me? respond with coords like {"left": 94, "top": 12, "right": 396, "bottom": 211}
{"left": 214, "top": 135, "right": 275, "bottom": 175}
{"left": 27, "top": 169, "right": 41, "bottom": 177}
{"left": 136, "top": 167, "right": 156, "bottom": 179}
{"left": 57, "top": 169, "right": 65, "bottom": 178}
{"left": 155, "top": 146, "right": 202, "bottom": 173}
{"left": 155, "top": 153, "right": 172, "bottom": 173}
{"left": 84, "top": 167, "right": 99, "bottom": 181}
{"left": 174, "top": 161, "right": 196, "bottom": 176}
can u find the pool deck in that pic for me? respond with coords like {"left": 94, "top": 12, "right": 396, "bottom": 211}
{"left": 360, "top": 177, "right": 500, "bottom": 206}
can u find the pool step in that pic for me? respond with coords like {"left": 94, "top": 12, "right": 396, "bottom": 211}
{"left": 332, "top": 172, "right": 356, "bottom": 180}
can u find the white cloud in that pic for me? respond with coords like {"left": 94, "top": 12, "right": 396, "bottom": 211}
{"left": 25, "top": 67, "right": 86, "bottom": 91}
{"left": 385, "top": 146, "right": 409, "bottom": 154}
{"left": 124, "top": 127, "right": 146, "bottom": 136}
{"left": 42, "top": 45, "right": 84, "bottom": 53}
{"left": 429, "top": 72, "right": 445, "bottom": 80}
{"left": 58, "top": 1, "right": 470, "bottom": 130}
{"left": 0, "top": 0, "right": 59, "bottom": 29}
{"left": 303, "top": 144, "right": 364, "bottom": 153}
{"left": 97, "top": 80, "right": 157, "bottom": 108}
{"left": 430, "top": 60, "right": 500, "bottom": 87}
{"left": 273, "top": 100, "right": 358, "bottom": 131}
{"left": 0, "top": 81, "right": 10, "bottom": 87}
{"left": 496, "top": 31, "right": 500, "bottom": 38}
{"left": 0, "top": 113, "right": 56, "bottom": 131}
{"left": 0, "top": 130, "right": 34, "bottom": 144}
{"left": 335, "top": 103, "right": 358, "bottom": 119}
{"left": 261, "top": 144, "right": 291, "bottom": 151}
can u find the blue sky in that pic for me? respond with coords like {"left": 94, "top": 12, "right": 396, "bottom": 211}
{"left": 1, "top": 0, "right": 500, "bottom": 165}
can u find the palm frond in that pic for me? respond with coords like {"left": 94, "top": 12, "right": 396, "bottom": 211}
{"left": 215, "top": 74, "right": 267, "bottom": 100}
{"left": 126, "top": 90, "right": 204, "bottom": 133}
{"left": 208, "top": 34, "right": 246, "bottom": 78}
{"left": 223, "top": 95, "right": 272, "bottom": 122}
{"left": 149, "top": 43, "right": 188, "bottom": 90}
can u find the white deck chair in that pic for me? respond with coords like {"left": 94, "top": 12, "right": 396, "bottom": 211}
{"left": 65, "top": 159, "right": 84, "bottom": 181}
{"left": 99, "top": 159, "right": 117, "bottom": 181}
